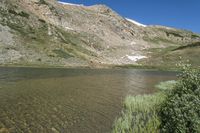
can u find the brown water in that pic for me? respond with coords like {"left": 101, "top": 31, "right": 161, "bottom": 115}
{"left": 0, "top": 67, "right": 176, "bottom": 133}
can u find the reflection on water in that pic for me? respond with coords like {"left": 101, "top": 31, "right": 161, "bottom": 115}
{"left": 0, "top": 67, "right": 176, "bottom": 133}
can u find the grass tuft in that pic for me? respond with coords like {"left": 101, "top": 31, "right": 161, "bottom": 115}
{"left": 112, "top": 93, "right": 166, "bottom": 133}
{"left": 155, "top": 80, "right": 177, "bottom": 91}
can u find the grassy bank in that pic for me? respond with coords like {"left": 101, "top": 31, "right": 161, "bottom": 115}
{"left": 112, "top": 81, "right": 176, "bottom": 133}
{"left": 113, "top": 65, "right": 200, "bottom": 133}
{"left": 113, "top": 64, "right": 179, "bottom": 71}
{"left": 0, "top": 64, "right": 90, "bottom": 69}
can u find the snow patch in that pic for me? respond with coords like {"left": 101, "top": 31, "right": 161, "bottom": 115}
{"left": 65, "top": 26, "right": 74, "bottom": 30}
{"left": 130, "top": 41, "right": 136, "bottom": 45}
{"left": 48, "top": 26, "right": 52, "bottom": 36}
{"left": 163, "top": 27, "right": 174, "bottom": 30}
{"left": 151, "top": 25, "right": 175, "bottom": 30}
{"left": 58, "top": 1, "right": 84, "bottom": 6}
{"left": 126, "top": 18, "right": 146, "bottom": 27}
{"left": 126, "top": 55, "right": 147, "bottom": 62}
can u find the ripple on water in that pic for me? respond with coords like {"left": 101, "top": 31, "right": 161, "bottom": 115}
{"left": 0, "top": 68, "right": 177, "bottom": 133}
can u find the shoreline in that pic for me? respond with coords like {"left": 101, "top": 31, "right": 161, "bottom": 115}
{"left": 0, "top": 63, "right": 183, "bottom": 72}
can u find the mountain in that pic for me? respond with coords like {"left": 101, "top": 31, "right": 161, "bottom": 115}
{"left": 0, "top": 0, "right": 200, "bottom": 68}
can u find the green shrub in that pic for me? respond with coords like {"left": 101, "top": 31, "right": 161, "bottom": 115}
{"left": 159, "top": 65, "right": 200, "bottom": 132}
{"left": 37, "top": 0, "right": 48, "bottom": 5}
{"left": 52, "top": 49, "right": 73, "bottom": 59}
{"left": 166, "top": 31, "right": 183, "bottom": 38}
{"left": 18, "top": 11, "right": 30, "bottom": 18}
{"left": 38, "top": 19, "right": 46, "bottom": 23}
{"left": 8, "top": 9, "right": 18, "bottom": 15}
{"left": 8, "top": 9, "right": 29, "bottom": 18}
{"left": 191, "top": 34, "right": 200, "bottom": 39}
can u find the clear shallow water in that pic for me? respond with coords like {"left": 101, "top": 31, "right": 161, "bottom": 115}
{"left": 0, "top": 67, "right": 176, "bottom": 133}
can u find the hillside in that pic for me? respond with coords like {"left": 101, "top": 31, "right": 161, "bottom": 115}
{"left": 0, "top": 0, "right": 200, "bottom": 68}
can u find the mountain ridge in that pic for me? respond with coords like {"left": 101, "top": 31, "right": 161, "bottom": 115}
{"left": 0, "top": 0, "right": 200, "bottom": 68}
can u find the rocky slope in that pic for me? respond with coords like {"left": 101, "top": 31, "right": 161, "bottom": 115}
{"left": 0, "top": 0, "right": 200, "bottom": 68}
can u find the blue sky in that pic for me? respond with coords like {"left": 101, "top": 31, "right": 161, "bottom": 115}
{"left": 59, "top": 0, "right": 200, "bottom": 34}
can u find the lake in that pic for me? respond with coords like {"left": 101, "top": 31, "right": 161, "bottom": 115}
{"left": 0, "top": 67, "right": 176, "bottom": 133}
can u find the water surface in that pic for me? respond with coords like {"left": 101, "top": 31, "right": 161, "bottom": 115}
{"left": 0, "top": 67, "right": 176, "bottom": 133}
